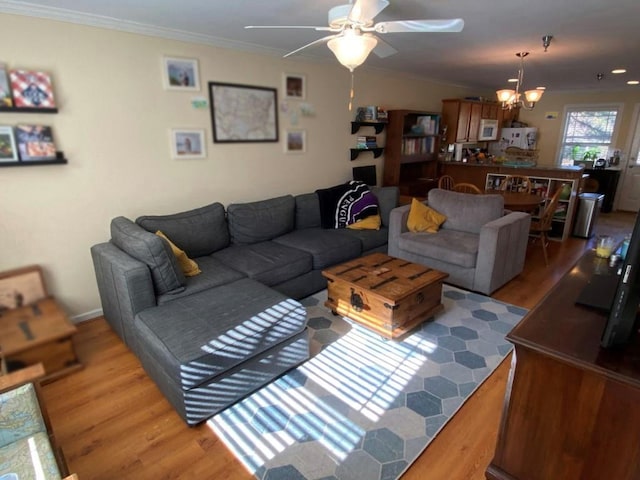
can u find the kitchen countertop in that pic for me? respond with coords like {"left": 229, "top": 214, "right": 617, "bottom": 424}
{"left": 439, "top": 160, "right": 584, "bottom": 172}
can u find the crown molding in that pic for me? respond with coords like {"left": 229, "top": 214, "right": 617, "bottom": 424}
{"left": 0, "top": 0, "right": 285, "bottom": 57}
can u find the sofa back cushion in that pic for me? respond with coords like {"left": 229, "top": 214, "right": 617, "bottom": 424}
{"left": 111, "top": 216, "right": 185, "bottom": 295}
{"left": 371, "top": 186, "right": 399, "bottom": 227}
{"left": 427, "top": 189, "right": 504, "bottom": 234}
{"left": 294, "top": 193, "right": 322, "bottom": 229}
{"left": 227, "top": 195, "right": 295, "bottom": 245}
{"left": 136, "top": 202, "right": 229, "bottom": 257}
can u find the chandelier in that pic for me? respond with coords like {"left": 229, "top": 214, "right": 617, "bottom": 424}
{"left": 496, "top": 52, "right": 545, "bottom": 110}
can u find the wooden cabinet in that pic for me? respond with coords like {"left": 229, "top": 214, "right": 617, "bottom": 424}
{"left": 486, "top": 249, "right": 640, "bottom": 480}
{"left": 442, "top": 99, "right": 522, "bottom": 145}
{"left": 442, "top": 99, "right": 500, "bottom": 144}
{"left": 485, "top": 173, "right": 577, "bottom": 241}
{"left": 382, "top": 110, "right": 441, "bottom": 196}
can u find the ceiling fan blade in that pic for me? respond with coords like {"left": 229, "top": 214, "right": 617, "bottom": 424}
{"left": 372, "top": 37, "right": 397, "bottom": 58}
{"left": 348, "top": 0, "right": 390, "bottom": 25}
{"left": 283, "top": 34, "right": 339, "bottom": 58}
{"left": 374, "top": 18, "right": 465, "bottom": 34}
{"left": 245, "top": 25, "right": 333, "bottom": 31}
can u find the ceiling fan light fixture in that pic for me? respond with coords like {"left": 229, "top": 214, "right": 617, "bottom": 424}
{"left": 327, "top": 30, "right": 378, "bottom": 71}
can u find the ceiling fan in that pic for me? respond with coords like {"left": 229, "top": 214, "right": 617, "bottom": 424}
{"left": 245, "top": 0, "right": 464, "bottom": 71}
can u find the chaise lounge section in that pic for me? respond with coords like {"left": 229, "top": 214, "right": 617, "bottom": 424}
{"left": 91, "top": 184, "right": 398, "bottom": 425}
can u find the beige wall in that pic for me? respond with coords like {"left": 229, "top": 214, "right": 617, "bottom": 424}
{"left": 518, "top": 90, "right": 640, "bottom": 165}
{"left": 0, "top": 13, "right": 478, "bottom": 319}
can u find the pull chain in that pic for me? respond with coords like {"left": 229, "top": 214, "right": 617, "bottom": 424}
{"left": 349, "top": 70, "right": 355, "bottom": 112}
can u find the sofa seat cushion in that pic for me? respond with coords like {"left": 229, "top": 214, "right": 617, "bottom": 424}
{"left": 335, "top": 227, "right": 389, "bottom": 253}
{"left": 227, "top": 195, "right": 295, "bottom": 245}
{"left": 156, "top": 256, "right": 246, "bottom": 305}
{"left": 398, "top": 230, "right": 480, "bottom": 268}
{"left": 428, "top": 189, "right": 504, "bottom": 234}
{"left": 0, "top": 432, "right": 61, "bottom": 479}
{"left": 134, "top": 278, "right": 307, "bottom": 391}
{"left": 212, "top": 241, "right": 312, "bottom": 286}
{"left": 136, "top": 202, "right": 229, "bottom": 257}
{"left": 273, "top": 228, "right": 362, "bottom": 269}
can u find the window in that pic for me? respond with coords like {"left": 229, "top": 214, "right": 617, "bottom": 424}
{"left": 557, "top": 104, "right": 622, "bottom": 166}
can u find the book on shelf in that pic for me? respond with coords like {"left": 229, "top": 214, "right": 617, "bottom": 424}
{"left": 415, "top": 115, "right": 439, "bottom": 135}
{"left": 356, "top": 135, "right": 377, "bottom": 149}
{"left": 9, "top": 70, "right": 56, "bottom": 109}
{"left": 15, "top": 125, "right": 57, "bottom": 161}
{"left": 401, "top": 136, "right": 435, "bottom": 155}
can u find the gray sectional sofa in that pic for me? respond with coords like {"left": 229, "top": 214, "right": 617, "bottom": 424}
{"left": 388, "top": 188, "right": 530, "bottom": 295}
{"left": 91, "top": 185, "right": 399, "bottom": 425}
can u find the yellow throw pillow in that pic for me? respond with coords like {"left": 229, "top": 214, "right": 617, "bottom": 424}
{"left": 155, "top": 230, "right": 201, "bottom": 277}
{"left": 407, "top": 198, "right": 447, "bottom": 233}
{"left": 347, "top": 214, "right": 382, "bottom": 230}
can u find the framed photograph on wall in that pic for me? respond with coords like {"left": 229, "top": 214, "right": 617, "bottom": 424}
{"left": 283, "top": 73, "right": 306, "bottom": 100}
{"left": 170, "top": 129, "right": 206, "bottom": 158}
{"left": 162, "top": 56, "right": 200, "bottom": 91}
{"left": 209, "top": 82, "right": 278, "bottom": 143}
{"left": 0, "top": 126, "right": 18, "bottom": 162}
{"left": 285, "top": 129, "right": 306, "bottom": 154}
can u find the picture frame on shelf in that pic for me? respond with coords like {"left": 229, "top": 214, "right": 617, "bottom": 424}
{"left": 283, "top": 73, "right": 305, "bottom": 100}
{"left": 170, "top": 128, "right": 206, "bottom": 159}
{"left": 162, "top": 56, "right": 200, "bottom": 91}
{"left": 14, "top": 125, "right": 57, "bottom": 161}
{"left": 0, "top": 63, "right": 12, "bottom": 107}
{"left": 0, "top": 265, "right": 47, "bottom": 313}
{"left": 284, "top": 129, "right": 306, "bottom": 154}
{"left": 9, "top": 70, "right": 56, "bottom": 108}
{"left": 209, "top": 82, "right": 278, "bottom": 143}
{"left": 0, "top": 126, "right": 18, "bottom": 162}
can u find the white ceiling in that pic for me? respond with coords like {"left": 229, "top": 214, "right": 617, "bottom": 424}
{"left": 2, "top": 0, "right": 640, "bottom": 94}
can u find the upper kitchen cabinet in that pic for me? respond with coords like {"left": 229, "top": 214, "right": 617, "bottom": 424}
{"left": 441, "top": 99, "right": 506, "bottom": 144}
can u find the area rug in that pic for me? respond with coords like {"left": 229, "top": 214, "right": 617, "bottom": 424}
{"left": 208, "top": 286, "right": 527, "bottom": 480}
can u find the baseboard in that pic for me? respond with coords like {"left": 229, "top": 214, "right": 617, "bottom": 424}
{"left": 71, "top": 308, "right": 103, "bottom": 324}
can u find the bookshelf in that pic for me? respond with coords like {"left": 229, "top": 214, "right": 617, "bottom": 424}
{"left": 382, "top": 110, "right": 441, "bottom": 197}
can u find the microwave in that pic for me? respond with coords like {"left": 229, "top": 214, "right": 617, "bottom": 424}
{"left": 478, "top": 118, "right": 499, "bottom": 141}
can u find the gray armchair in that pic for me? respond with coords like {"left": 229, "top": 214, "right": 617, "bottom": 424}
{"left": 388, "top": 188, "right": 531, "bottom": 295}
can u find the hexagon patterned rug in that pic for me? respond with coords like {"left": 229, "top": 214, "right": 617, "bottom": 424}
{"left": 208, "top": 285, "right": 527, "bottom": 480}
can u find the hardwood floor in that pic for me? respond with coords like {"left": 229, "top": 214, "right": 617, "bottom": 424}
{"left": 41, "top": 212, "right": 636, "bottom": 480}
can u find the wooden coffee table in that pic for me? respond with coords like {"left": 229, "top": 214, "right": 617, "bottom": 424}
{"left": 322, "top": 253, "right": 449, "bottom": 339}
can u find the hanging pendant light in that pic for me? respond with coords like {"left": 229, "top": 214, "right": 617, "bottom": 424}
{"left": 496, "top": 52, "right": 545, "bottom": 111}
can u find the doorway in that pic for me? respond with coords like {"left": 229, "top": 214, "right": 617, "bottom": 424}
{"left": 617, "top": 104, "right": 640, "bottom": 212}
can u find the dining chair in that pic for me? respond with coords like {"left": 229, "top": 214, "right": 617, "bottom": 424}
{"left": 529, "top": 187, "right": 563, "bottom": 265}
{"left": 452, "top": 183, "right": 483, "bottom": 194}
{"left": 438, "top": 175, "right": 455, "bottom": 190}
{"left": 499, "top": 175, "right": 532, "bottom": 193}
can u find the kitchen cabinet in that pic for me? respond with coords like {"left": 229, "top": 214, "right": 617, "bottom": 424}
{"left": 383, "top": 109, "right": 441, "bottom": 196}
{"left": 441, "top": 99, "right": 500, "bottom": 144}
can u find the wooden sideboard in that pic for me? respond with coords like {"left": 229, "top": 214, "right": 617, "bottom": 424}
{"left": 486, "top": 248, "right": 640, "bottom": 480}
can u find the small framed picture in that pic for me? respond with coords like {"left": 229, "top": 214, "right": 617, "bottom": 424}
{"left": 162, "top": 56, "right": 200, "bottom": 91}
{"left": 9, "top": 70, "right": 56, "bottom": 108}
{"left": 285, "top": 129, "right": 306, "bottom": 154}
{"left": 283, "top": 73, "right": 305, "bottom": 100}
{"left": 170, "top": 129, "right": 206, "bottom": 158}
{"left": 15, "top": 125, "right": 56, "bottom": 160}
{"left": 0, "top": 63, "right": 12, "bottom": 107}
{"left": 0, "top": 126, "right": 18, "bottom": 162}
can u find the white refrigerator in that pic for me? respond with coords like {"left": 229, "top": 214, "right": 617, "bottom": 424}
{"left": 489, "top": 127, "right": 538, "bottom": 156}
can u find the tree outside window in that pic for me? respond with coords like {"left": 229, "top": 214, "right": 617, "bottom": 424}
{"left": 557, "top": 105, "right": 621, "bottom": 166}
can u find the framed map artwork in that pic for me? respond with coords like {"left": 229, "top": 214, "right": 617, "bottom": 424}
{"left": 208, "top": 82, "right": 278, "bottom": 143}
